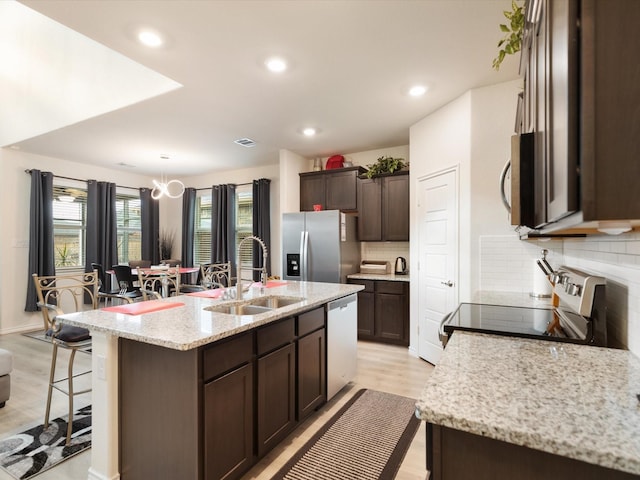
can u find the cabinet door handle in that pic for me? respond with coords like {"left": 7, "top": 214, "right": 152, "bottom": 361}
{"left": 440, "top": 281, "right": 454, "bottom": 287}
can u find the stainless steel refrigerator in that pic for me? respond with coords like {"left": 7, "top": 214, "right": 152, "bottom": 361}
{"left": 282, "top": 210, "right": 360, "bottom": 284}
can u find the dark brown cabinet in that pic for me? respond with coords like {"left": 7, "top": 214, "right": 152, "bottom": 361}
{"left": 118, "top": 306, "right": 330, "bottom": 480}
{"left": 297, "top": 308, "right": 326, "bottom": 420}
{"left": 348, "top": 279, "right": 409, "bottom": 346}
{"left": 515, "top": 0, "right": 640, "bottom": 234}
{"left": 427, "top": 423, "right": 636, "bottom": 480}
{"left": 357, "top": 171, "right": 409, "bottom": 241}
{"left": 204, "top": 363, "right": 254, "bottom": 480}
{"left": 299, "top": 166, "right": 366, "bottom": 212}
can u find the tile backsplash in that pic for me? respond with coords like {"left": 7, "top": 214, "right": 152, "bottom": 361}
{"left": 479, "top": 235, "right": 563, "bottom": 294}
{"left": 479, "top": 232, "right": 640, "bottom": 354}
{"left": 360, "top": 242, "right": 410, "bottom": 271}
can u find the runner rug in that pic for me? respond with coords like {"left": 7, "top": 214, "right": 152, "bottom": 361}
{"left": 271, "top": 389, "right": 420, "bottom": 480}
{"left": 0, "top": 406, "right": 91, "bottom": 479}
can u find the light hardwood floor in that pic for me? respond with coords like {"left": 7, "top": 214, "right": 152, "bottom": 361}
{"left": 0, "top": 333, "right": 433, "bottom": 480}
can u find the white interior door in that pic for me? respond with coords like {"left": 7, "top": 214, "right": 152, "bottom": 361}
{"left": 417, "top": 169, "right": 458, "bottom": 365}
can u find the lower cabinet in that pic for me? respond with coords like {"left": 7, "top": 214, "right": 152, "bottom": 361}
{"left": 427, "top": 423, "right": 637, "bottom": 480}
{"left": 204, "top": 363, "right": 254, "bottom": 480}
{"left": 118, "top": 307, "right": 330, "bottom": 480}
{"left": 257, "top": 343, "right": 296, "bottom": 457}
{"left": 348, "top": 279, "right": 409, "bottom": 346}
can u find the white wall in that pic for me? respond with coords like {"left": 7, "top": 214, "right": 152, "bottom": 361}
{"left": 0, "top": 148, "right": 156, "bottom": 334}
{"left": 407, "top": 79, "right": 522, "bottom": 354}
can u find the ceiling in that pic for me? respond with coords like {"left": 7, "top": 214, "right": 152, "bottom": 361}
{"left": 4, "top": 0, "right": 519, "bottom": 177}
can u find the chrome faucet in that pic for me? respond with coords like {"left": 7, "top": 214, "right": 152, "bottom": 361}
{"left": 236, "top": 235, "right": 268, "bottom": 300}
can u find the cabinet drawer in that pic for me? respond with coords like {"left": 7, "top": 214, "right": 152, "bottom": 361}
{"left": 349, "top": 279, "right": 374, "bottom": 293}
{"left": 297, "top": 307, "right": 325, "bottom": 337}
{"left": 376, "top": 281, "right": 406, "bottom": 295}
{"left": 257, "top": 318, "right": 295, "bottom": 356}
{"left": 203, "top": 331, "right": 253, "bottom": 382}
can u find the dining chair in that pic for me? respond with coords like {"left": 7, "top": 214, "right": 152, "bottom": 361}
{"left": 162, "top": 259, "right": 181, "bottom": 267}
{"left": 112, "top": 265, "right": 145, "bottom": 301}
{"left": 137, "top": 266, "right": 180, "bottom": 299}
{"left": 32, "top": 271, "right": 131, "bottom": 445}
{"left": 91, "top": 262, "right": 122, "bottom": 305}
{"left": 180, "top": 262, "right": 231, "bottom": 292}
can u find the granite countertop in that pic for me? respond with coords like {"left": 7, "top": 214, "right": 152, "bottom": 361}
{"left": 416, "top": 331, "right": 640, "bottom": 476}
{"left": 347, "top": 272, "right": 410, "bottom": 282}
{"left": 472, "top": 290, "right": 553, "bottom": 308}
{"left": 57, "top": 281, "right": 362, "bottom": 351}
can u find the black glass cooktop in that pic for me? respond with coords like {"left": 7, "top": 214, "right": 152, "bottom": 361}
{"left": 443, "top": 303, "right": 590, "bottom": 343}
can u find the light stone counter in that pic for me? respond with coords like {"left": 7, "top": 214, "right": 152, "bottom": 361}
{"left": 416, "top": 331, "right": 640, "bottom": 476}
{"left": 58, "top": 281, "right": 362, "bottom": 350}
{"left": 347, "top": 272, "right": 410, "bottom": 282}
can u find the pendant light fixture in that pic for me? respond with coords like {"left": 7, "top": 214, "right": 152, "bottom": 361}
{"left": 151, "top": 155, "right": 185, "bottom": 199}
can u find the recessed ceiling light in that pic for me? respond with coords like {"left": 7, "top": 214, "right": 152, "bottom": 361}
{"left": 265, "top": 57, "right": 287, "bottom": 73}
{"left": 138, "top": 30, "right": 163, "bottom": 48}
{"left": 302, "top": 128, "right": 316, "bottom": 137}
{"left": 409, "top": 85, "right": 427, "bottom": 97}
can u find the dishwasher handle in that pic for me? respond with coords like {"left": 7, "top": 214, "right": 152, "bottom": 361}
{"left": 327, "top": 294, "right": 357, "bottom": 311}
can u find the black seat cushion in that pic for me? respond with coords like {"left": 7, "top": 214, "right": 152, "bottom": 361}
{"left": 46, "top": 325, "right": 91, "bottom": 343}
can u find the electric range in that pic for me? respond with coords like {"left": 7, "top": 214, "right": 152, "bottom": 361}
{"left": 439, "top": 266, "right": 607, "bottom": 347}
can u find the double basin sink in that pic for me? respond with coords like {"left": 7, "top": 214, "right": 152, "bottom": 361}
{"left": 204, "top": 295, "right": 305, "bottom": 316}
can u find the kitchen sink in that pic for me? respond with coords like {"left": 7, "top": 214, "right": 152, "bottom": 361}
{"left": 247, "top": 296, "right": 305, "bottom": 309}
{"left": 204, "top": 304, "right": 273, "bottom": 316}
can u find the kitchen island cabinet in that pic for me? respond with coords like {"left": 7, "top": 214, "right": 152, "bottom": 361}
{"left": 57, "top": 281, "right": 362, "bottom": 480}
{"left": 416, "top": 331, "right": 640, "bottom": 479}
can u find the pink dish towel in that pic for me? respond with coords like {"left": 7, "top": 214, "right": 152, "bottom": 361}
{"left": 250, "top": 281, "right": 288, "bottom": 288}
{"left": 103, "top": 300, "right": 184, "bottom": 315}
{"left": 186, "top": 289, "right": 225, "bottom": 298}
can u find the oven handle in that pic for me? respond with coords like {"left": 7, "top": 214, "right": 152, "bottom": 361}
{"left": 438, "top": 311, "right": 454, "bottom": 345}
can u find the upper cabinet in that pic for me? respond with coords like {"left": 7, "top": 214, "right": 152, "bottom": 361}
{"left": 357, "top": 171, "right": 409, "bottom": 241}
{"left": 513, "top": 0, "right": 640, "bottom": 234}
{"left": 299, "top": 166, "right": 366, "bottom": 212}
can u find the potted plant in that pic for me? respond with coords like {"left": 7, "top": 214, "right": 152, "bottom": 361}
{"left": 365, "top": 156, "right": 409, "bottom": 179}
{"left": 492, "top": 0, "right": 525, "bottom": 70}
{"left": 159, "top": 229, "right": 175, "bottom": 261}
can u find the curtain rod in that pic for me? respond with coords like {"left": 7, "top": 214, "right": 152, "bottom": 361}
{"left": 25, "top": 169, "right": 142, "bottom": 191}
{"left": 25, "top": 169, "right": 267, "bottom": 191}
{"left": 195, "top": 181, "right": 263, "bottom": 191}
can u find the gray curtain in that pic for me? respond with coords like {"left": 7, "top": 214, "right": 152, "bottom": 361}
{"left": 181, "top": 188, "right": 197, "bottom": 267}
{"left": 140, "top": 187, "right": 160, "bottom": 265}
{"left": 85, "top": 180, "right": 118, "bottom": 272}
{"left": 252, "top": 178, "right": 271, "bottom": 281}
{"left": 25, "top": 170, "right": 55, "bottom": 312}
{"left": 211, "top": 184, "right": 236, "bottom": 278}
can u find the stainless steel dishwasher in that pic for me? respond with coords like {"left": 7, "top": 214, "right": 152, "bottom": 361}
{"left": 326, "top": 293, "right": 358, "bottom": 400}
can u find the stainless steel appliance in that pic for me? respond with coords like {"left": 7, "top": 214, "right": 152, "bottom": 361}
{"left": 282, "top": 210, "right": 360, "bottom": 284}
{"left": 439, "top": 266, "right": 607, "bottom": 347}
{"left": 394, "top": 256, "right": 407, "bottom": 275}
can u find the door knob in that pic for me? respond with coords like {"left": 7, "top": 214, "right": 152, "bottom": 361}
{"left": 441, "top": 280, "right": 454, "bottom": 287}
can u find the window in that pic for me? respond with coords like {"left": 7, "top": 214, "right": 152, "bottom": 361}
{"left": 53, "top": 185, "right": 86, "bottom": 268}
{"left": 193, "top": 187, "right": 253, "bottom": 268}
{"left": 194, "top": 194, "right": 212, "bottom": 265}
{"left": 236, "top": 187, "right": 254, "bottom": 278}
{"left": 116, "top": 193, "right": 142, "bottom": 264}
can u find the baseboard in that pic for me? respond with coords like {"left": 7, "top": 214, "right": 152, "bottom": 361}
{"left": 0, "top": 322, "right": 42, "bottom": 336}
{"left": 88, "top": 467, "right": 120, "bottom": 480}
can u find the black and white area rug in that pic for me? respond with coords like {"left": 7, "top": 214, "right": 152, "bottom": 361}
{"left": 0, "top": 406, "right": 91, "bottom": 480}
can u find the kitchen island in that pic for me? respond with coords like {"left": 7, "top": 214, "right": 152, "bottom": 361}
{"left": 416, "top": 331, "right": 640, "bottom": 480}
{"left": 57, "top": 281, "right": 362, "bottom": 480}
